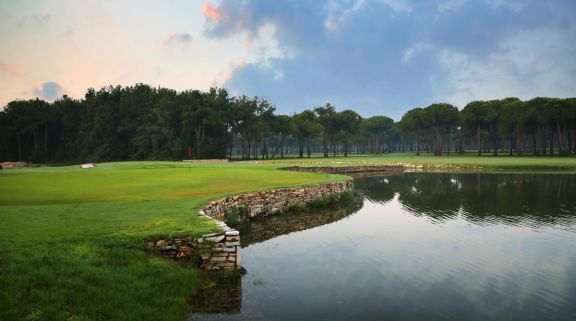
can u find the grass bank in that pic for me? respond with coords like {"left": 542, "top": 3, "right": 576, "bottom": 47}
{"left": 0, "top": 162, "right": 338, "bottom": 321}
{"left": 256, "top": 152, "right": 576, "bottom": 172}
{"left": 2, "top": 155, "right": 575, "bottom": 320}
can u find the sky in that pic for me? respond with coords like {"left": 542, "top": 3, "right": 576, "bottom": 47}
{"left": 0, "top": 0, "right": 575, "bottom": 119}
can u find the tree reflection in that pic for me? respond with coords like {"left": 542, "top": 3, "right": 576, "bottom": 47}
{"left": 238, "top": 196, "right": 364, "bottom": 247}
{"left": 354, "top": 173, "right": 576, "bottom": 229}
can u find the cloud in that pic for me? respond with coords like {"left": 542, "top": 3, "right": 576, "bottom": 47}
{"left": 16, "top": 14, "right": 51, "bottom": 29}
{"left": 202, "top": 0, "right": 576, "bottom": 118}
{"left": 437, "top": 0, "right": 469, "bottom": 13}
{"left": 202, "top": 1, "right": 226, "bottom": 21}
{"left": 437, "top": 27, "right": 576, "bottom": 106}
{"left": 380, "top": 0, "right": 413, "bottom": 13}
{"left": 324, "top": 0, "right": 366, "bottom": 32}
{"left": 0, "top": 62, "right": 23, "bottom": 75}
{"left": 32, "top": 81, "right": 66, "bottom": 102}
{"left": 163, "top": 33, "right": 193, "bottom": 46}
{"left": 219, "top": 59, "right": 247, "bottom": 85}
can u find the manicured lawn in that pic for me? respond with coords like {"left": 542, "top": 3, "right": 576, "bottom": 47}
{"left": 0, "top": 162, "right": 336, "bottom": 321}
{"left": 257, "top": 152, "right": 576, "bottom": 171}
{"left": 2, "top": 155, "right": 575, "bottom": 321}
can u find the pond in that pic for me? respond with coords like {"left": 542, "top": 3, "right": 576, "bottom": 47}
{"left": 188, "top": 173, "right": 576, "bottom": 321}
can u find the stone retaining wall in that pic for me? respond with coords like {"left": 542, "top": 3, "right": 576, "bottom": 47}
{"left": 201, "top": 179, "right": 353, "bottom": 222}
{"left": 147, "top": 216, "right": 241, "bottom": 270}
{"left": 149, "top": 179, "right": 353, "bottom": 270}
{"left": 282, "top": 165, "right": 404, "bottom": 174}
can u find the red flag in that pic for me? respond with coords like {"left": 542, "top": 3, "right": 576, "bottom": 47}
{"left": 187, "top": 147, "right": 192, "bottom": 158}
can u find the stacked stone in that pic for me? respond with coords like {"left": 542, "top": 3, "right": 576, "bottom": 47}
{"left": 201, "top": 179, "right": 353, "bottom": 222}
{"left": 283, "top": 165, "right": 404, "bottom": 173}
{"left": 148, "top": 179, "right": 354, "bottom": 270}
{"left": 147, "top": 211, "right": 241, "bottom": 270}
{"left": 146, "top": 237, "right": 197, "bottom": 259}
{"left": 198, "top": 230, "right": 241, "bottom": 270}
{"left": 196, "top": 214, "right": 241, "bottom": 270}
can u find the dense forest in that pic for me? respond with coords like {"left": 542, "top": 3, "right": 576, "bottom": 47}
{"left": 0, "top": 83, "right": 575, "bottom": 163}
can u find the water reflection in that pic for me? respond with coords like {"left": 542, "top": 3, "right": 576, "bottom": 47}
{"left": 188, "top": 273, "right": 242, "bottom": 315}
{"left": 188, "top": 173, "right": 576, "bottom": 321}
{"left": 237, "top": 198, "right": 364, "bottom": 247}
{"left": 356, "top": 173, "right": 576, "bottom": 230}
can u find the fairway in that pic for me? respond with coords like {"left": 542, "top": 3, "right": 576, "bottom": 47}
{"left": 0, "top": 162, "right": 337, "bottom": 240}
{"left": 2, "top": 156, "right": 576, "bottom": 321}
{"left": 258, "top": 152, "right": 576, "bottom": 171}
{"left": 0, "top": 162, "right": 338, "bottom": 321}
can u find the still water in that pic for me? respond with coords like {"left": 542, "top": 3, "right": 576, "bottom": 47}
{"left": 189, "top": 173, "right": 576, "bottom": 321}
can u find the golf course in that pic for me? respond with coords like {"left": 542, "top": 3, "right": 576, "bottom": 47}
{"left": 1, "top": 154, "right": 576, "bottom": 320}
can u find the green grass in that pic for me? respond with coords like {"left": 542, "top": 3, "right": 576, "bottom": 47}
{"left": 256, "top": 152, "right": 576, "bottom": 171}
{"left": 2, "top": 155, "right": 576, "bottom": 321}
{"left": 0, "top": 161, "right": 338, "bottom": 321}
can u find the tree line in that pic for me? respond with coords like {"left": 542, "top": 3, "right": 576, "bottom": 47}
{"left": 0, "top": 83, "right": 575, "bottom": 163}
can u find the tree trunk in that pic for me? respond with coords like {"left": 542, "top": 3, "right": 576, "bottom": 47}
{"left": 541, "top": 127, "right": 547, "bottom": 155}
{"left": 416, "top": 134, "right": 420, "bottom": 156}
{"left": 323, "top": 131, "right": 328, "bottom": 157}
{"left": 271, "top": 132, "right": 283, "bottom": 159}
{"left": 476, "top": 124, "right": 481, "bottom": 156}
{"left": 446, "top": 127, "right": 450, "bottom": 155}
{"left": 549, "top": 129, "right": 554, "bottom": 155}
{"left": 492, "top": 125, "right": 498, "bottom": 156}
{"left": 557, "top": 120, "right": 563, "bottom": 153}
{"left": 434, "top": 128, "right": 442, "bottom": 156}
{"left": 516, "top": 128, "right": 522, "bottom": 156}
{"left": 194, "top": 121, "right": 205, "bottom": 160}
{"left": 333, "top": 138, "right": 336, "bottom": 157}
{"left": 509, "top": 132, "right": 513, "bottom": 156}
{"left": 241, "top": 134, "right": 246, "bottom": 160}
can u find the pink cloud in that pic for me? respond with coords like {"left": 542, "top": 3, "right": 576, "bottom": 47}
{"left": 222, "top": 59, "right": 247, "bottom": 83}
{"left": 0, "top": 62, "right": 23, "bottom": 75}
{"left": 202, "top": 1, "right": 226, "bottom": 21}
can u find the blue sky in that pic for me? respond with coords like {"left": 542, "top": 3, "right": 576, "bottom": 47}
{"left": 1, "top": 0, "right": 575, "bottom": 119}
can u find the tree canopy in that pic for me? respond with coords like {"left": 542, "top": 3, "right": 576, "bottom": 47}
{"left": 1, "top": 84, "right": 575, "bottom": 163}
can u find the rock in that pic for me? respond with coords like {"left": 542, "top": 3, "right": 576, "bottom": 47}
{"left": 225, "top": 230, "right": 239, "bottom": 236}
{"left": 155, "top": 240, "right": 166, "bottom": 247}
{"left": 202, "top": 232, "right": 219, "bottom": 238}
{"left": 217, "top": 262, "right": 236, "bottom": 268}
{"left": 209, "top": 256, "right": 227, "bottom": 262}
{"left": 204, "top": 235, "right": 225, "bottom": 243}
